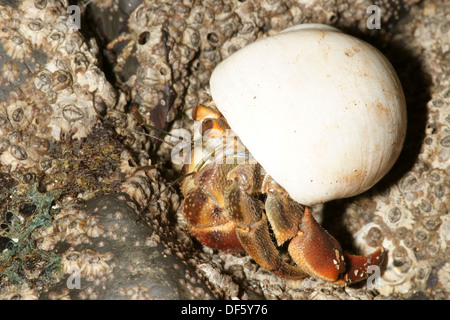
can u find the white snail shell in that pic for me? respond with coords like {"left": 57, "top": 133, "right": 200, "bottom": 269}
{"left": 210, "top": 24, "right": 407, "bottom": 206}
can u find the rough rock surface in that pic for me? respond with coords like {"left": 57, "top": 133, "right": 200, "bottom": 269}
{"left": 0, "top": 0, "right": 448, "bottom": 300}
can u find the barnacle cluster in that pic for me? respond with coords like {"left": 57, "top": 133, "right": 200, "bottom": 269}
{"left": 0, "top": 0, "right": 120, "bottom": 173}
{"left": 61, "top": 248, "right": 113, "bottom": 278}
{"left": 0, "top": 0, "right": 169, "bottom": 298}
{"left": 346, "top": 0, "right": 449, "bottom": 298}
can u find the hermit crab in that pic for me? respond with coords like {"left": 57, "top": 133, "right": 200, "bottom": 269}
{"left": 180, "top": 24, "right": 407, "bottom": 285}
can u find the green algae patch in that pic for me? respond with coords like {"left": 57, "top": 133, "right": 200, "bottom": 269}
{"left": 0, "top": 186, "right": 62, "bottom": 287}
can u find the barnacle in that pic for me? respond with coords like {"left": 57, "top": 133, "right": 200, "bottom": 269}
{"left": 2, "top": 31, "right": 32, "bottom": 62}
{"left": 120, "top": 171, "right": 153, "bottom": 207}
{"left": 6, "top": 101, "right": 32, "bottom": 130}
{"left": 86, "top": 216, "right": 105, "bottom": 238}
{"left": 61, "top": 250, "right": 82, "bottom": 275}
{"left": 0, "top": 61, "right": 21, "bottom": 85}
{"left": 119, "top": 150, "right": 138, "bottom": 175}
{"left": 79, "top": 249, "right": 113, "bottom": 278}
{"left": 124, "top": 285, "right": 154, "bottom": 300}
{"left": 34, "top": 233, "right": 57, "bottom": 251}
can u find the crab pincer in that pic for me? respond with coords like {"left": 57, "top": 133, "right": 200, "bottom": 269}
{"left": 287, "top": 208, "right": 384, "bottom": 285}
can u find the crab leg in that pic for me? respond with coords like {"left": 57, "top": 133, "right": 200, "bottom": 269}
{"left": 225, "top": 164, "right": 308, "bottom": 279}
{"left": 235, "top": 213, "right": 308, "bottom": 279}
{"left": 181, "top": 162, "right": 245, "bottom": 253}
{"left": 263, "top": 179, "right": 348, "bottom": 282}
{"left": 225, "top": 164, "right": 384, "bottom": 284}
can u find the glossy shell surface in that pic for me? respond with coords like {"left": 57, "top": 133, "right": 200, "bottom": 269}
{"left": 210, "top": 24, "right": 407, "bottom": 206}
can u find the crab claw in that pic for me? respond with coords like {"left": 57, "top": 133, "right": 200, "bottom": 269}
{"left": 288, "top": 208, "right": 346, "bottom": 282}
{"left": 288, "top": 208, "right": 385, "bottom": 285}
{"left": 333, "top": 247, "right": 385, "bottom": 286}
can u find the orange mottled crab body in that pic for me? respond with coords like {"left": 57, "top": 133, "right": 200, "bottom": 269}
{"left": 180, "top": 104, "right": 384, "bottom": 285}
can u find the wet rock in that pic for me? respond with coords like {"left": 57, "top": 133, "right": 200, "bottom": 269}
{"left": 39, "top": 193, "right": 214, "bottom": 300}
